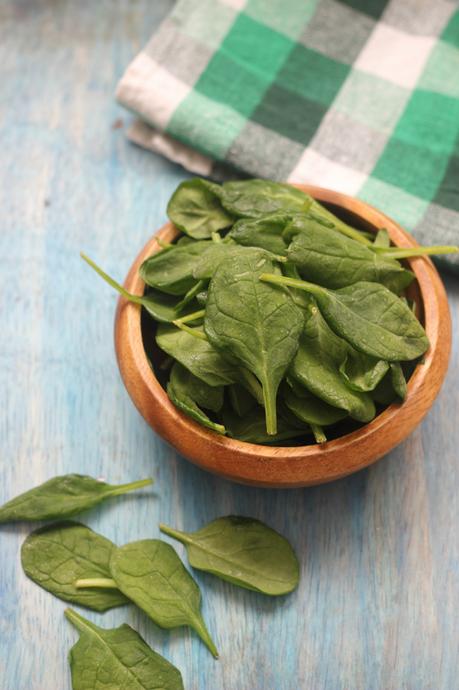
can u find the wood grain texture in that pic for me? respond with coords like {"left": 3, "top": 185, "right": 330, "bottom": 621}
{"left": 115, "top": 187, "right": 451, "bottom": 487}
{"left": 0, "top": 2, "right": 458, "bottom": 689}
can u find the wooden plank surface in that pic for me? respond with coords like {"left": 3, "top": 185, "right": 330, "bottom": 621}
{"left": 0, "top": 2, "right": 458, "bottom": 688}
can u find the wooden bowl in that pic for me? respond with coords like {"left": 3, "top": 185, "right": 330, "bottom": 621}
{"left": 114, "top": 185, "right": 451, "bottom": 488}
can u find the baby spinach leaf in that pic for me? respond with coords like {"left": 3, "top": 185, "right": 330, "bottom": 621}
{"left": 373, "top": 228, "right": 391, "bottom": 247}
{"left": 160, "top": 516, "right": 299, "bottom": 596}
{"left": 222, "top": 405, "right": 309, "bottom": 445}
{"left": 81, "top": 254, "right": 180, "bottom": 322}
{"left": 289, "top": 301, "right": 376, "bottom": 422}
{"left": 140, "top": 241, "right": 212, "bottom": 295}
{"left": 339, "top": 350, "right": 389, "bottom": 393}
{"left": 219, "top": 179, "right": 312, "bottom": 218}
{"left": 196, "top": 290, "right": 208, "bottom": 307}
{"left": 305, "top": 202, "right": 372, "bottom": 245}
{"left": 0, "top": 475, "right": 153, "bottom": 523}
{"left": 192, "top": 241, "right": 245, "bottom": 280}
{"left": 261, "top": 274, "right": 429, "bottom": 361}
{"left": 228, "top": 383, "right": 257, "bottom": 417}
{"left": 65, "top": 608, "right": 184, "bottom": 690}
{"left": 109, "top": 540, "right": 218, "bottom": 658}
{"left": 21, "top": 522, "right": 128, "bottom": 611}
{"left": 167, "top": 363, "right": 226, "bottom": 435}
{"left": 390, "top": 362, "right": 407, "bottom": 400}
{"left": 229, "top": 213, "right": 290, "bottom": 255}
{"left": 156, "top": 323, "right": 238, "bottom": 386}
{"left": 285, "top": 218, "right": 412, "bottom": 289}
{"left": 205, "top": 250, "right": 303, "bottom": 434}
{"left": 167, "top": 178, "right": 233, "bottom": 238}
{"left": 283, "top": 384, "right": 347, "bottom": 426}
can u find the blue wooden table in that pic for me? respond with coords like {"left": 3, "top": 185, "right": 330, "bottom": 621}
{"left": 1, "top": 2, "right": 458, "bottom": 689}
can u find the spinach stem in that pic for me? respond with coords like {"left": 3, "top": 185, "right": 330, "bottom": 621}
{"left": 309, "top": 206, "right": 372, "bottom": 246}
{"left": 311, "top": 424, "right": 327, "bottom": 444}
{"left": 263, "top": 388, "right": 277, "bottom": 436}
{"left": 109, "top": 478, "right": 154, "bottom": 495}
{"left": 81, "top": 253, "right": 146, "bottom": 306}
{"left": 192, "top": 618, "right": 219, "bottom": 659}
{"left": 211, "top": 231, "right": 222, "bottom": 243}
{"left": 75, "top": 578, "right": 118, "bottom": 589}
{"left": 159, "top": 523, "right": 189, "bottom": 544}
{"left": 64, "top": 608, "right": 98, "bottom": 634}
{"left": 173, "top": 321, "right": 207, "bottom": 340}
{"left": 175, "top": 281, "right": 205, "bottom": 313}
{"left": 371, "top": 245, "right": 458, "bottom": 259}
{"left": 259, "top": 273, "right": 321, "bottom": 296}
{"left": 174, "top": 309, "right": 205, "bottom": 325}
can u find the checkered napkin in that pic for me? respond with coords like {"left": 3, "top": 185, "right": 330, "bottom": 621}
{"left": 116, "top": 0, "right": 459, "bottom": 272}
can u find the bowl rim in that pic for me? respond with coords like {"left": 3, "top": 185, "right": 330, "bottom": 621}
{"left": 114, "top": 184, "right": 451, "bottom": 488}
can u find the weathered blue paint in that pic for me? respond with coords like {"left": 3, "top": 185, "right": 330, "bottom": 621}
{"left": 0, "top": 2, "right": 458, "bottom": 689}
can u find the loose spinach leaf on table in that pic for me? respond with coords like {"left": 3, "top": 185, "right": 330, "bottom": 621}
{"left": 160, "top": 516, "right": 299, "bottom": 596}
{"left": 285, "top": 218, "right": 414, "bottom": 290}
{"left": 109, "top": 540, "right": 219, "bottom": 658}
{"left": 288, "top": 301, "right": 376, "bottom": 422}
{"left": 261, "top": 274, "right": 429, "bottom": 362}
{"left": 81, "top": 254, "right": 181, "bottom": 322}
{"left": 229, "top": 213, "right": 290, "bottom": 255}
{"left": 222, "top": 405, "right": 309, "bottom": 445}
{"left": 0, "top": 475, "right": 153, "bottom": 523}
{"left": 140, "top": 241, "right": 212, "bottom": 295}
{"left": 65, "top": 608, "right": 184, "bottom": 690}
{"left": 167, "top": 362, "right": 226, "bottom": 434}
{"left": 21, "top": 522, "right": 128, "bottom": 611}
{"left": 167, "top": 178, "right": 233, "bottom": 239}
{"left": 156, "top": 323, "right": 238, "bottom": 387}
{"left": 205, "top": 249, "right": 303, "bottom": 434}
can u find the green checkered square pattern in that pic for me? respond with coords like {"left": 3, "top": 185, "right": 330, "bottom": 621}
{"left": 117, "top": 0, "right": 459, "bottom": 272}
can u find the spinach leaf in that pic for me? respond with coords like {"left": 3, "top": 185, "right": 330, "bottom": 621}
{"left": 285, "top": 218, "right": 413, "bottom": 290}
{"left": 160, "top": 516, "right": 299, "bottom": 596}
{"left": 339, "top": 350, "right": 389, "bottom": 393}
{"left": 192, "top": 241, "right": 246, "bottom": 280}
{"left": 167, "top": 178, "right": 233, "bottom": 239}
{"left": 261, "top": 274, "right": 429, "bottom": 361}
{"left": 156, "top": 324, "right": 238, "bottom": 386}
{"left": 283, "top": 384, "right": 347, "bottom": 426}
{"left": 65, "top": 608, "right": 184, "bottom": 690}
{"left": 205, "top": 250, "right": 303, "bottom": 434}
{"left": 109, "top": 540, "right": 218, "bottom": 658}
{"left": 140, "top": 241, "right": 212, "bottom": 295}
{"left": 228, "top": 213, "right": 290, "bottom": 255}
{"left": 390, "top": 362, "right": 407, "bottom": 400}
{"left": 0, "top": 475, "right": 153, "bottom": 523}
{"left": 196, "top": 290, "right": 208, "bottom": 307}
{"left": 81, "top": 254, "right": 180, "bottom": 322}
{"left": 222, "top": 405, "right": 309, "bottom": 445}
{"left": 167, "top": 363, "right": 226, "bottom": 435}
{"left": 228, "top": 383, "right": 257, "bottom": 417}
{"left": 373, "top": 228, "right": 390, "bottom": 247}
{"left": 21, "top": 522, "right": 128, "bottom": 611}
{"left": 219, "top": 179, "right": 312, "bottom": 218}
{"left": 289, "top": 301, "right": 376, "bottom": 422}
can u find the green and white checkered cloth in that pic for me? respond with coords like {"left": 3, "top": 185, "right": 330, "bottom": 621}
{"left": 117, "top": 0, "right": 459, "bottom": 272}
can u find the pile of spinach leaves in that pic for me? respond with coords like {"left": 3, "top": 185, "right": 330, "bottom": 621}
{"left": 84, "top": 178, "right": 457, "bottom": 444}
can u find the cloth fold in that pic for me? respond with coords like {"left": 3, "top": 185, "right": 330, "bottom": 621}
{"left": 117, "top": 0, "right": 459, "bottom": 271}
